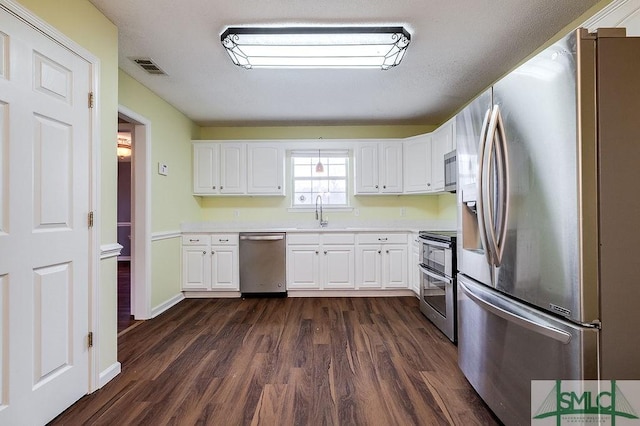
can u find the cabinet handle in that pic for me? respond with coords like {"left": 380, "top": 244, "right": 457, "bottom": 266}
{"left": 212, "top": 186, "right": 216, "bottom": 189}
{"left": 202, "top": 251, "right": 206, "bottom": 255}
{"left": 220, "top": 186, "right": 223, "bottom": 189}
{"left": 190, "top": 239, "right": 200, "bottom": 243}
{"left": 378, "top": 237, "right": 388, "bottom": 241}
{"left": 219, "top": 239, "right": 228, "bottom": 242}
{"left": 383, "top": 185, "right": 386, "bottom": 189}
{"left": 375, "top": 185, "right": 379, "bottom": 189}
{"left": 324, "top": 250, "right": 328, "bottom": 255}
{"left": 211, "top": 251, "right": 215, "bottom": 255}
{"left": 278, "top": 185, "right": 281, "bottom": 189}
{"left": 378, "top": 250, "right": 381, "bottom": 254}
{"left": 427, "top": 183, "right": 431, "bottom": 187}
{"left": 315, "top": 251, "right": 319, "bottom": 254}
{"left": 386, "top": 250, "right": 390, "bottom": 254}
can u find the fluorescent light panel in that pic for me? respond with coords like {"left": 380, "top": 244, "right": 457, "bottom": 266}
{"left": 220, "top": 27, "right": 410, "bottom": 69}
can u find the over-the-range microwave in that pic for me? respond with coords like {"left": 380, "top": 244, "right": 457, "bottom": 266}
{"left": 444, "top": 150, "right": 457, "bottom": 193}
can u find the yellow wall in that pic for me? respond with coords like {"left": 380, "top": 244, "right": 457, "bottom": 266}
{"left": 200, "top": 125, "right": 436, "bottom": 140}
{"left": 16, "top": 0, "right": 120, "bottom": 373}
{"left": 118, "top": 70, "right": 200, "bottom": 309}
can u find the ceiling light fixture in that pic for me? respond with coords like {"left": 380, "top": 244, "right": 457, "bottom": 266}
{"left": 220, "top": 26, "right": 411, "bottom": 70}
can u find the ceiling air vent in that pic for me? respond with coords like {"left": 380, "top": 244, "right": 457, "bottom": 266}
{"left": 130, "top": 57, "right": 167, "bottom": 75}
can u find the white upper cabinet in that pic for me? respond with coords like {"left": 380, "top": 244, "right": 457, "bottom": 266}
{"left": 193, "top": 141, "right": 284, "bottom": 196}
{"left": 219, "top": 143, "right": 246, "bottom": 194}
{"left": 430, "top": 118, "right": 455, "bottom": 192}
{"left": 193, "top": 143, "right": 219, "bottom": 195}
{"left": 403, "top": 134, "right": 432, "bottom": 193}
{"left": 355, "top": 141, "right": 403, "bottom": 194}
{"left": 247, "top": 144, "right": 284, "bottom": 195}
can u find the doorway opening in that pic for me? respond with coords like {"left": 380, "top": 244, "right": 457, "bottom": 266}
{"left": 117, "top": 107, "right": 152, "bottom": 335}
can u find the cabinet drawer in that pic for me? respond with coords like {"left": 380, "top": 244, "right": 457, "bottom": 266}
{"left": 322, "top": 233, "right": 355, "bottom": 245}
{"left": 182, "top": 234, "right": 209, "bottom": 245}
{"left": 211, "top": 234, "right": 238, "bottom": 245}
{"left": 356, "top": 233, "right": 408, "bottom": 245}
{"left": 287, "top": 233, "right": 321, "bottom": 245}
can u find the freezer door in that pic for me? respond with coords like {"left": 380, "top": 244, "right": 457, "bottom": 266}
{"left": 456, "top": 89, "right": 493, "bottom": 286}
{"left": 457, "top": 275, "right": 598, "bottom": 426}
{"left": 491, "top": 31, "right": 588, "bottom": 321}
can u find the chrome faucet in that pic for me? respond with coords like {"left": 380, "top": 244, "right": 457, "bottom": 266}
{"left": 315, "top": 195, "right": 328, "bottom": 227}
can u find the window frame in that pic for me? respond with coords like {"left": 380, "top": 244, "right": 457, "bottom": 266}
{"left": 289, "top": 149, "right": 351, "bottom": 209}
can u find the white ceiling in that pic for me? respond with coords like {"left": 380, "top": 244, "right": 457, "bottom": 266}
{"left": 89, "top": 0, "right": 600, "bottom": 126}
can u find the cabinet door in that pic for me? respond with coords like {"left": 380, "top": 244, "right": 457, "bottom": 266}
{"left": 322, "top": 245, "right": 355, "bottom": 289}
{"left": 355, "top": 245, "right": 382, "bottom": 288}
{"left": 210, "top": 245, "right": 239, "bottom": 290}
{"left": 380, "top": 141, "right": 403, "bottom": 193}
{"left": 431, "top": 120, "right": 454, "bottom": 192}
{"left": 182, "top": 246, "right": 209, "bottom": 290}
{"left": 220, "top": 143, "right": 246, "bottom": 194}
{"left": 355, "top": 142, "right": 380, "bottom": 194}
{"left": 403, "top": 134, "right": 432, "bottom": 193}
{"left": 286, "top": 245, "right": 320, "bottom": 289}
{"left": 384, "top": 245, "right": 408, "bottom": 288}
{"left": 247, "top": 144, "right": 284, "bottom": 195}
{"left": 193, "top": 143, "right": 219, "bottom": 194}
{"left": 411, "top": 236, "right": 421, "bottom": 295}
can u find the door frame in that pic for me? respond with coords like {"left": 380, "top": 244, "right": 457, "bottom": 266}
{"left": 118, "top": 106, "right": 152, "bottom": 320}
{"left": 0, "top": 0, "right": 101, "bottom": 392}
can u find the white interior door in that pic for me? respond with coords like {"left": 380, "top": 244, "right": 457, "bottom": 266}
{"left": 0, "top": 7, "right": 91, "bottom": 424}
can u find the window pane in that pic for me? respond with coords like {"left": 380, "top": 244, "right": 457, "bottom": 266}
{"left": 329, "top": 179, "right": 346, "bottom": 192}
{"left": 294, "top": 193, "right": 312, "bottom": 205}
{"left": 294, "top": 180, "right": 312, "bottom": 193}
{"left": 327, "top": 192, "right": 347, "bottom": 205}
{"left": 292, "top": 151, "right": 349, "bottom": 208}
{"left": 294, "top": 164, "right": 312, "bottom": 177}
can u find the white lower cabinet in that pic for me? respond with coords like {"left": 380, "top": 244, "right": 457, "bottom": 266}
{"left": 182, "top": 234, "right": 239, "bottom": 291}
{"left": 410, "top": 233, "right": 421, "bottom": 295}
{"left": 287, "top": 233, "right": 355, "bottom": 290}
{"left": 356, "top": 233, "right": 409, "bottom": 289}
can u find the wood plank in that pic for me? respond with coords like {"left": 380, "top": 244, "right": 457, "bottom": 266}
{"left": 49, "top": 297, "right": 499, "bottom": 425}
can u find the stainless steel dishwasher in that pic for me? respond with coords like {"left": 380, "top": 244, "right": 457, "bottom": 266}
{"left": 239, "top": 232, "right": 286, "bottom": 296}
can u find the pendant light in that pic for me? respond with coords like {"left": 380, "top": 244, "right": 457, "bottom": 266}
{"left": 315, "top": 149, "right": 324, "bottom": 173}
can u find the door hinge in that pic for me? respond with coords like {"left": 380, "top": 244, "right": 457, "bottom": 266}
{"left": 88, "top": 332, "right": 93, "bottom": 348}
{"left": 88, "top": 92, "right": 94, "bottom": 109}
{"left": 88, "top": 211, "right": 94, "bottom": 228}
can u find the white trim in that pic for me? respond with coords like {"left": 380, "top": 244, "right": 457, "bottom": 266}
{"left": 583, "top": 0, "right": 639, "bottom": 29}
{"left": 151, "top": 230, "right": 182, "bottom": 241}
{"left": 287, "top": 289, "right": 415, "bottom": 297}
{"left": 0, "top": 0, "right": 102, "bottom": 394}
{"left": 183, "top": 291, "right": 242, "bottom": 298}
{"left": 151, "top": 293, "right": 185, "bottom": 318}
{"left": 98, "top": 362, "right": 121, "bottom": 388}
{"left": 100, "top": 243, "right": 123, "bottom": 260}
{"left": 118, "top": 105, "right": 152, "bottom": 320}
{"left": 287, "top": 207, "right": 353, "bottom": 213}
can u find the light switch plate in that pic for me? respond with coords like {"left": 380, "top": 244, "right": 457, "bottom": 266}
{"left": 158, "top": 163, "right": 168, "bottom": 176}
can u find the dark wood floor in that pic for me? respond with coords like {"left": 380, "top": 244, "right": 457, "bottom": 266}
{"left": 117, "top": 261, "right": 137, "bottom": 333}
{"left": 50, "top": 297, "right": 499, "bottom": 425}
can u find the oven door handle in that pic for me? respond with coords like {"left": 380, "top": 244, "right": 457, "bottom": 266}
{"left": 419, "top": 265, "right": 453, "bottom": 284}
{"left": 418, "top": 238, "right": 451, "bottom": 249}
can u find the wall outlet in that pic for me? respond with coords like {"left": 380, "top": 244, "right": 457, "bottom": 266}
{"left": 158, "top": 163, "right": 168, "bottom": 176}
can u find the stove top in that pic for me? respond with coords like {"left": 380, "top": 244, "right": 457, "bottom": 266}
{"left": 418, "top": 230, "right": 457, "bottom": 242}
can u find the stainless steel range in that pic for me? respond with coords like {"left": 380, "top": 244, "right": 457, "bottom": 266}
{"left": 418, "top": 231, "right": 457, "bottom": 342}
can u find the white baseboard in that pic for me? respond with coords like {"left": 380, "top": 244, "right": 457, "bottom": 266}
{"left": 287, "top": 289, "right": 415, "bottom": 298}
{"left": 183, "top": 291, "right": 241, "bottom": 298}
{"left": 99, "top": 362, "right": 121, "bottom": 388}
{"left": 151, "top": 293, "right": 185, "bottom": 318}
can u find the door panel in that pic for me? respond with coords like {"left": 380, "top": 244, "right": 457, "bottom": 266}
{"left": 0, "top": 8, "right": 91, "bottom": 424}
{"left": 492, "top": 31, "right": 582, "bottom": 319}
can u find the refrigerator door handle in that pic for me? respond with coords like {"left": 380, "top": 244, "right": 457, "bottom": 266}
{"left": 482, "top": 106, "right": 500, "bottom": 266}
{"left": 484, "top": 105, "right": 510, "bottom": 266}
{"left": 459, "top": 277, "right": 572, "bottom": 344}
{"left": 476, "top": 108, "right": 493, "bottom": 267}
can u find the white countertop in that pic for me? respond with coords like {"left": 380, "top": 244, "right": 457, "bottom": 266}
{"left": 181, "top": 220, "right": 455, "bottom": 234}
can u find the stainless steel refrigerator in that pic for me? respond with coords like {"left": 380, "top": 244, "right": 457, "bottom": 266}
{"left": 456, "top": 28, "right": 640, "bottom": 425}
